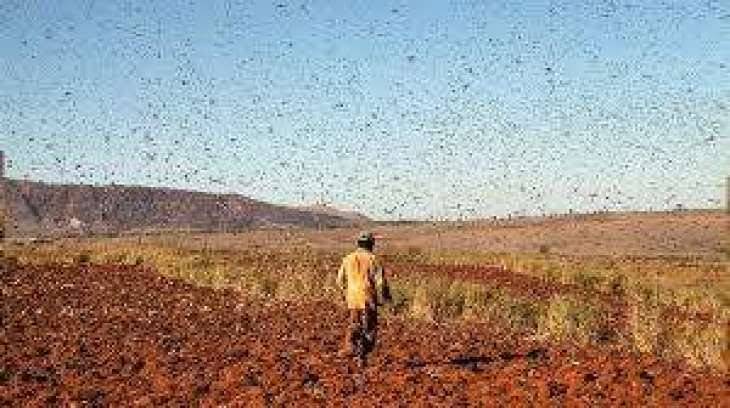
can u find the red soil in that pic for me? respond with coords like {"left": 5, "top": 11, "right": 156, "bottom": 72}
{"left": 1, "top": 262, "right": 727, "bottom": 406}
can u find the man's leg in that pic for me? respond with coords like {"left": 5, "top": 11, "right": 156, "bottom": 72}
{"left": 343, "top": 309, "right": 363, "bottom": 357}
{"left": 361, "top": 304, "right": 378, "bottom": 358}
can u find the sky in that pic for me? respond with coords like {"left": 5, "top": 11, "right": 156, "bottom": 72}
{"left": 1, "top": 0, "right": 728, "bottom": 220}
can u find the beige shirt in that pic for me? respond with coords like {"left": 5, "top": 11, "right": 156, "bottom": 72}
{"left": 337, "top": 248, "right": 386, "bottom": 310}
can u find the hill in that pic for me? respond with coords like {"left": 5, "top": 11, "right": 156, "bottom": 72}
{"left": 0, "top": 179, "right": 362, "bottom": 238}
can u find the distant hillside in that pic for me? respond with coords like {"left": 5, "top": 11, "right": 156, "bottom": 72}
{"left": 0, "top": 179, "right": 361, "bottom": 238}
{"left": 297, "top": 203, "right": 370, "bottom": 225}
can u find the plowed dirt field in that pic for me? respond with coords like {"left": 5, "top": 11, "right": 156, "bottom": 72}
{"left": 1, "top": 262, "right": 728, "bottom": 406}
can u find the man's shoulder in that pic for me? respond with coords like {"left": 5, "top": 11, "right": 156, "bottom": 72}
{"left": 342, "top": 251, "right": 360, "bottom": 262}
{"left": 344, "top": 249, "right": 378, "bottom": 261}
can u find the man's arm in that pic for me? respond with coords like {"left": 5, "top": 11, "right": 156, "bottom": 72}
{"left": 337, "top": 261, "right": 347, "bottom": 291}
{"left": 376, "top": 263, "right": 392, "bottom": 302}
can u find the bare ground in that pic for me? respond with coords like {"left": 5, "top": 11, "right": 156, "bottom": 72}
{"left": 2, "top": 262, "right": 728, "bottom": 406}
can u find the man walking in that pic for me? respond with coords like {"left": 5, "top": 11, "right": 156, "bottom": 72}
{"left": 337, "top": 231, "right": 391, "bottom": 365}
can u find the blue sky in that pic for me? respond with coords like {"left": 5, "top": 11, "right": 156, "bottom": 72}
{"left": 1, "top": 1, "right": 728, "bottom": 220}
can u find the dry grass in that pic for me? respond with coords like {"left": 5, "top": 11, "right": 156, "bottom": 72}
{"left": 537, "top": 294, "right": 599, "bottom": 344}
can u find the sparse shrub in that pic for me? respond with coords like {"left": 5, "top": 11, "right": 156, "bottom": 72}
{"left": 716, "top": 291, "right": 730, "bottom": 309}
{"left": 654, "top": 292, "right": 729, "bottom": 369}
{"left": 666, "top": 319, "right": 726, "bottom": 368}
{"left": 538, "top": 295, "right": 597, "bottom": 344}
{"left": 443, "top": 282, "right": 468, "bottom": 318}
{"left": 385, "top": 282, "right": 412, "bottom": 316}
{"left": 206, "top": 264, "right": 229, "bottom": 289}
{"left": 627, "top": 295, "right": 661, "bottom": 354}
{"left": 501, "top": 297, "right": 541, "bottom": 333}
{"left": 477, "top": 288, "right": 506, "bottom": 323}
{"left": 410, "top": 284, "right": 434, "bottom": 320}
{"left": 75, "top": 252, "right": 92, "bottom": 265}
{"left": 460, "top": 283, "right": 490, "bottom": 319}
{"left": 544, "top": 266, "right": 562, "bottom": 283}
{"left": 591, "top": 309, "right": 622, "bottom": 344}
{"left": 275, "top": 272, "right": 319, "bottom": 300}
{"left": 273, "top": 276, "right": 298, "bottom": 299}
{"left": 608, "top": 273, "right": 628, "bottom": 297}
{"left": 538, "top": 244, "right": 551, "bottom": 255}
{"left": 251, "top": 273, "right": 278, "bottom": 298}
{"left": 403, "top": 247, "right": 426, "bottom": 263}
{"left": 573, "top": 271, "right": 603, "bottom": 293}
{"left": 410, "top": 279, "right": 491, "bottom": 321}
{"left": 192, "top": 252, "right": 214, "bottom": 269}
{"left": 635, "top": 283, "right": 658, "bottom": 304}
{"left": 539, "top": 295, "right": 571, "bottom": 340}
{"left": 2, "top": 255, "right": 19, "bottom": 269}
{"left": 406, "top": 278, "right": 473, "bottom": 321}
